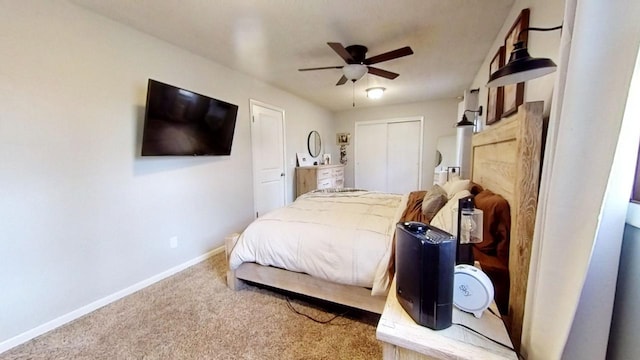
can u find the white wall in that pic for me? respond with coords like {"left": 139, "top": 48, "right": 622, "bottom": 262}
{"left": 0, "top": 0, "right": 334, "bottom": 346}
{"left": 334, "top": 99, "right": 459, "bottom": 189}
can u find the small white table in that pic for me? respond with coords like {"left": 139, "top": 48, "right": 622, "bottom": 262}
{"left": 376, "top": 277, "right": 517, "bottom": 360}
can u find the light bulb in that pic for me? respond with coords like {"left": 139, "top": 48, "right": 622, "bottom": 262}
{"left": 460, "top": 214, "right": 476, "bottom": 244}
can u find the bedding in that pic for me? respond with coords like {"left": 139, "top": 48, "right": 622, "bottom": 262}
{"left": 228, "top": 181, "right": 512, "bottom": 311}
{"left": 429, "top": 189, "right": 472, "bottom": 233}
{"left": 382, "top": 188, "right": 449, "bottom": 284}
{"left": 421, "top": 181, "right": 512, "bottom": 314}
{"left": 228, "top": 189, "right": 409, "bottom": 296}
{"left": 471, "top": 189, "right": 511, "bottom": 314}
{"left": 442, "top": 178, "right": 471, "bottom": 199}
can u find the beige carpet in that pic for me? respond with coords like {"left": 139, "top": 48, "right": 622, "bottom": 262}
{"left": 1, "top": 252, "right": 382, "bottom": 359}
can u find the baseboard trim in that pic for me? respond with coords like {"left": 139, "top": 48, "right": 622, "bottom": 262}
{"left": 0, "top": 246, "right": 224, "bottom": 354}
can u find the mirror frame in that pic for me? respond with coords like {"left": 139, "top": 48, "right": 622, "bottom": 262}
{"left": 307, "top": 131, "right": 322, "bottom": 158}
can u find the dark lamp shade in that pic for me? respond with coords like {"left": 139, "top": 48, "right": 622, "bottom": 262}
{"left": 487, "top": 41, "right": 557, "bottom": 88}
{"left": 456, "top": 114, "right": 474, "bottom": 127}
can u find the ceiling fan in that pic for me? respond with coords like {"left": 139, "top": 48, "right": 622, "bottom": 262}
{"left": 298, "top": 42, "right": 414, "bottom": 85}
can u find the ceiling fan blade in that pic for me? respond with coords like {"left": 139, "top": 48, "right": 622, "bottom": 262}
{"left": 367, "top": 67, "right": 399, "bottom": 79}
{"left": 364, "top": 46, "right": 414, "bottom": 65}
{"left": 327, "top": 42, "right": 354, "bottom": 63}
{"left": 336, "top": 75, "right": 348, "bottom": 86}
{"left": 298, "top": 66, "right": 343, "bottom": 71}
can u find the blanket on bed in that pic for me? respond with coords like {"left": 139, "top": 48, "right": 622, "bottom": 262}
{"left": 228, "top": 190, "right": 408, "bottom": 296}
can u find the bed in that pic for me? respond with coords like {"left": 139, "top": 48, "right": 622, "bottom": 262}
{"left": 226, "top": 101, "right": 542, "bottom": 350}
{"left": 226, "top": 189, "right": 406, "bottom": 313}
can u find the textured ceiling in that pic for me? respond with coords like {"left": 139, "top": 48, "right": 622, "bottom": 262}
{"left": 72, "top": 0, "right": 514, "bottom": 111}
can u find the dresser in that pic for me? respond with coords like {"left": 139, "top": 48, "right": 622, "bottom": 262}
{"left": 295, "top": 164, "right": 345, "bottom": 198}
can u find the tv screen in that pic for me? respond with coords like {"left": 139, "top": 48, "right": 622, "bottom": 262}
{"left": 141, "top": 79, "right": 238, "bottom": 156}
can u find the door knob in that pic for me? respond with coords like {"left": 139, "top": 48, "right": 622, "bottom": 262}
{"left": 280, "top": 173, "right": 285, "bottom": 177}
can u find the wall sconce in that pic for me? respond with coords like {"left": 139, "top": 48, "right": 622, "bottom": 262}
{"left": 487, "top": 25, "right": 563, "bottom": 88}
{"left": 366, "top": 87, "right": 385, "bottom": 99}
{"left": 456, "top": 106, "right": 483, "bottom": 128}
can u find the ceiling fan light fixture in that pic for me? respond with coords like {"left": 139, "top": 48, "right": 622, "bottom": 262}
{"left": 366, "top": 87, "right": 385, "bottom": 99}
{"left": 343, "top": 64, "right": 368, "bottom": 81}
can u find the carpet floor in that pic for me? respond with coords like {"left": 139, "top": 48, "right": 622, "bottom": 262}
{"left": 1, "top": 252, "right": 382, "bottom": 359}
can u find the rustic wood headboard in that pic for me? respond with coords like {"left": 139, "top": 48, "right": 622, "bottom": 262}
{"left": 471, "top": 101, "right": 543, "bottom": 350}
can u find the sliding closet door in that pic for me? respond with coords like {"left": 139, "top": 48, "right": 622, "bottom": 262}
{"left": 355, "top": 122, "right": 387, "bottom": 191}
{"left": 388, "top": 120, "right": 422, "bottom": 193}
{"left": 355, "top": 117, "right": 423, "bottom": 193}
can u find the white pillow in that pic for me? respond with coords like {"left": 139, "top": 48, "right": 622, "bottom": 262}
{"left": 430, "top": 190, "right": 471, "bottom": 234}
{"left": 442, "top": 179, "right": 471, "bottom": 199}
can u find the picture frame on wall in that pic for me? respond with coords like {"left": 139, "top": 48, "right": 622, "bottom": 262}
{"left": 502, "top": 8, "right": 530, "bottom": 118}
{"left": 336, "top": 132, "right": 350, "bottom": 146}
{"left": 487, "top": 46, "right": 505, "bottom": 125}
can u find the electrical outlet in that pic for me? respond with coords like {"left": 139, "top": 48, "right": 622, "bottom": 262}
{"left": 169, "top": 236, "right": 178, "bottom": 249}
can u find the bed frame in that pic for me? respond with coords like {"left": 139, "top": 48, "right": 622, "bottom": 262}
{"left": 226, "top": 101, "right": 542, "bottom": 349}
{"left": 225, "top": 234, "right": 388, "bottom": 313}
{"left": 470, "top": 101, "right": 543, "bottom": 350}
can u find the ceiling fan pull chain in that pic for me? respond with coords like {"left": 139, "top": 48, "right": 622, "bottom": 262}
{"left": 352, "top": 81, "right": 355, "bottom": 107}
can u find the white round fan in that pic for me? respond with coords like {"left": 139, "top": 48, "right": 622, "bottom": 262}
{"left": 453, "top": 264, "right": 494, "bottom": 318}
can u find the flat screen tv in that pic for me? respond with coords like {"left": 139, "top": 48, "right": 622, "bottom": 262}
{"left": 141, "top": 79, "right": 239, "bottom": 156}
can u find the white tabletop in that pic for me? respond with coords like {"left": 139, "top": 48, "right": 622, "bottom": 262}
{"left": 376, "top": 276, "right": 518, "bottom": 360}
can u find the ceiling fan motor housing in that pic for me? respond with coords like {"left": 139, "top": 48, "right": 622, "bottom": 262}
{"left": 297, "top": 42, "right": 413, "bottom": 85}
{"left": 345, "top": 45, "right": 368, "bottom": 64}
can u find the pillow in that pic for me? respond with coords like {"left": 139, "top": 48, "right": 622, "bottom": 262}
{"left": 469, "top": 182, "right": 484, "bottom": 195}
{"left": 442, "top": 178, "right": 471, "bottom": 199}
{"left": 421, "top": 185, "right": 448, "bottom": 221}
{"left": 429, "top": 189, "right": 471, "bottom": 234}
{"left": 399, "top": 190, "right": 428, "bottom": 223}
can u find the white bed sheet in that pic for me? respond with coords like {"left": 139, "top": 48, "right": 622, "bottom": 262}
{"left": 229, "top": 190, "right": 408, "bottom": 296}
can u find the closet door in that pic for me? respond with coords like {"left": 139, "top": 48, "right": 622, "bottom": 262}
{"left": 355, "top": 117, "right": 423, "bottom": 193}
{"left": 355, "top": 122, "right": 387, "bottom": 191}
{"left": 387, "top": 120, "right": 422, "bottom": 193}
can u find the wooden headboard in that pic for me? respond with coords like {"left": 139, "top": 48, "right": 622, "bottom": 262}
{"left": 471, "top": 101, "right": 543, "bottom": 350}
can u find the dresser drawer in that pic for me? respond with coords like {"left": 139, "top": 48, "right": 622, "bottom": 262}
{"left": 296, "top": 165, "right": 346, "bottom": 199}
{"left": 317, "top": 168, "right": 333, "bottom": 180}
{"left": 332, "top": 167, "right": 344, "bottom": 178}
{"left": 317, "top": 178, "right": 333, "bottom": 189}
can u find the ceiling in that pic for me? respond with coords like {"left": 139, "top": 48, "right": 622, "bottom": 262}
{"left": 72, "top": 0, "right": 514, "bottom": 111}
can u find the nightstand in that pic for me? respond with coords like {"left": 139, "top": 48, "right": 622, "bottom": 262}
{"left": 376, "top": 276, "right": 517, "bottom": 360}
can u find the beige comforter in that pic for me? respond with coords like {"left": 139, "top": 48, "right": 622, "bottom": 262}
{"left": 228, "top": 190, "right": 408, "bottom": 296}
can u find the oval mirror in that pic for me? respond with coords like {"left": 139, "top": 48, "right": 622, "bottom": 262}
{"left": 307, "top": 131, "right": 322, "bottom": 158}
{"left": 435, "top": 150, "right": 443, "bottom": 168}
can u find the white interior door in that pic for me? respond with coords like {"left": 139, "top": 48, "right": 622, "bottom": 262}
{"left": 355, "top": 117, "right": 423, "bottom": 193}
{"left": 250, "top": 100, "right": 286, "bottom": 217}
